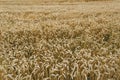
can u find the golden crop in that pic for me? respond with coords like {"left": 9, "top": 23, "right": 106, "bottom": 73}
{"left": 0, "top": 1, "right": 120, "bottom": 80}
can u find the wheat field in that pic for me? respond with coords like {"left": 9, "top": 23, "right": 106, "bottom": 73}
{"left": 0, "top": 0, "right": 120, "bottom": 80}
